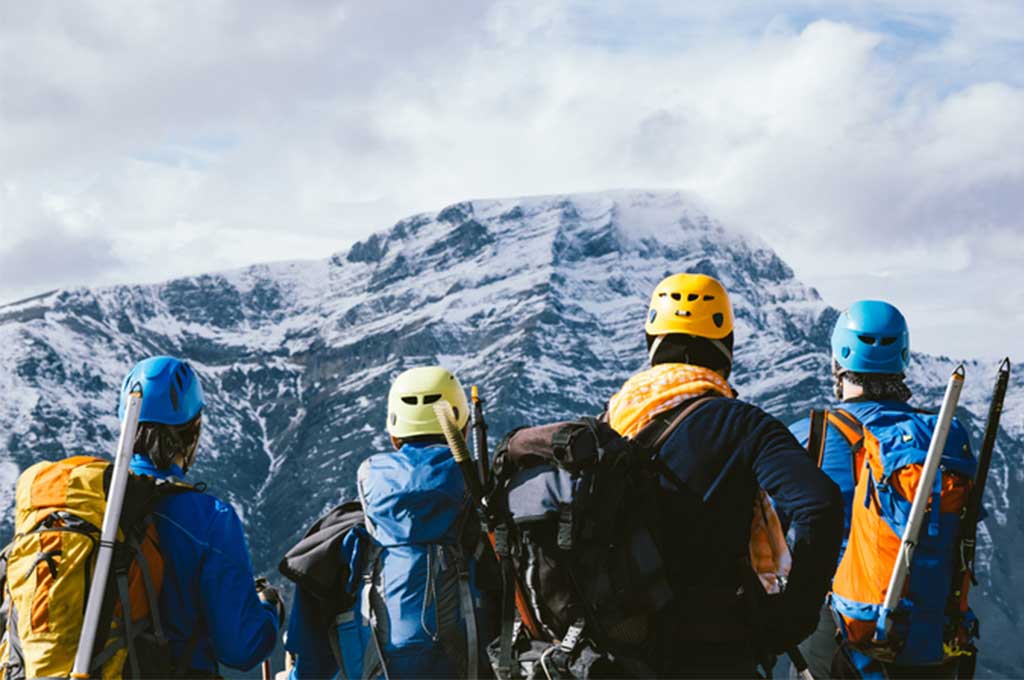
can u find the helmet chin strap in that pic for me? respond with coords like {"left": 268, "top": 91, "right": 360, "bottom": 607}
{"left": 648, "top": 335, "right": 666, "bottom": 364}
{"left": 710, "top": 338, "right": 732, "bottom": 364}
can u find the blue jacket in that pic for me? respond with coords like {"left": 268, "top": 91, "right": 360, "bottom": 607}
{"left": 130, "top": 455, "right": 279, "bottom": 672}
{"left": 789, "top": 400, "right": 972, "bottom": 564}
{"left": 285, "top": 442, "right": 467, "bottom": 680}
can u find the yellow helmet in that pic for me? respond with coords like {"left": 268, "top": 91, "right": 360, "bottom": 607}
{"left": 386, "top": 366, "right": 469, "bottom": 439}
{"left": 645, "top": 273, "right": 733, "bottom": 340}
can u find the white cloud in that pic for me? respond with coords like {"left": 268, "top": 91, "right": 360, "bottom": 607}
{"left": 1, "top": 1, "right": 1021, "bottom": 359}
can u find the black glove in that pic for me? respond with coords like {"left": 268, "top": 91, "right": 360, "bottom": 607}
{"left": 255, "top": 576, "right": 286, "bottom": 627}
{"left": 752, "top": 592, "right": 820, "bottom": 655}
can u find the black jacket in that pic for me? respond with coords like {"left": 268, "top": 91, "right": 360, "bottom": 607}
{"left": 656, "top": 397, "right": 843, "bottom": 658}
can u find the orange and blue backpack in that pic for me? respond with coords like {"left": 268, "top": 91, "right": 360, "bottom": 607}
{"left": 808, "top": 403, "right": 977, "bottom": 668}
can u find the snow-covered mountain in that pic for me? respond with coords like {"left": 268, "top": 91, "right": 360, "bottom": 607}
{"left": 1, "top": 190, "right": 1021, "bottom": 675}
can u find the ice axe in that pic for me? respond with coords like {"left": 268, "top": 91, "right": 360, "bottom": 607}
{"left": 434, "top": 400, "right": 483, "bottom": 502}
{"left": 470, "top": 385, "right": 489, "bottom": 488}
{"left": 958, "top": 358, "right": 1010, "bottom": 585}
{"left": 945, "top": 358, "right": 1011, "bottom": 662}
{"left": 433, "top": 399, "right": 543, "bottom": 642}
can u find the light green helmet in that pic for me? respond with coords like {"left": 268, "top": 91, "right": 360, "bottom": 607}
{"left": 386, "top": 366, "right": 469, "bottom": 439}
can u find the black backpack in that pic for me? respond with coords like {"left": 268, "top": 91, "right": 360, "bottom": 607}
{"left": 484, "top": 397, "right": 714, "bottom": 679}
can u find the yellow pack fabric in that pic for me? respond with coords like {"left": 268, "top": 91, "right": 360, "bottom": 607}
{"left": 1, "top": 457, "right": 141, "bottom": 679}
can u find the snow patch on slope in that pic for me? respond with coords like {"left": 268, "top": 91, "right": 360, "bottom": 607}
{"left": 0, "top": 460, "right": 19, "bottom": 521}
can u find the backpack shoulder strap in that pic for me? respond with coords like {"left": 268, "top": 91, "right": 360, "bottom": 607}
{"left": 633, "top": 395, "right": 719, "bottom": 452}
{"left": 806, "top": 409, "right": 828, "bottom": 468}
{"left": 828, "top": 409, "right": 867, "bottom": 485}
{"left": 829, "top": 409, "right": 864, "bottom": 452}
{"left": 156, "top": 477, "right": 206, "bottom": 495}
{"left": 360, "top": 543, "right": 390, "bottom": 680}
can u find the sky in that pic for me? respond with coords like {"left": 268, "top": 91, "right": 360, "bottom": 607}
{"left": 1, "top": 1, "right": 1022, "bottom": 359}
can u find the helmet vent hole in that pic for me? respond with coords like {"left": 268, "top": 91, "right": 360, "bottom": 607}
{"left": 880, "top": 337, "right": 898, "bottom": 346}
{"left": 857, "top": 335, "right": 877, "bottom": 345}
{"left": 422, "top": 394, "right": 442, "bottom": 405}
{"left": 169, "top": 385, "right": 180, "bottom": 411}
{"left": 687, "top": 294, "right": 699, "bottom": 301}
{"left": 452, "top": 407, "right": 460, "bottom": 421}
{"left": 401, "top": 396, "right": 419, "bottom": 405}
{"left": 175, "top": 371, "right": 184, "bottom": 389}
{"left": 659, "top": 292, "right": 668, "bottom": 298}
{"left": 703, "top": 295, "right": 715, "bottom": 301}
{"left": 670, "top": 292, "right": 681, "bottom": 301}
{"left": 713, "top": 313, "right": 724, "bottom": 328}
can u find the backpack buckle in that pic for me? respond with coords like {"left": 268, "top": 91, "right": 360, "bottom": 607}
{"left": 557, "top": 506, "right": 573, "bottom": 551}
{"left": 494, "top": 524, "right": 510, "bottom": 558}
{"left": 560, "top": 618, "right": 586, "bottom": 653}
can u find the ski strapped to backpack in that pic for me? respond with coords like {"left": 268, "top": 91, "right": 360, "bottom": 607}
{"left": 441, "top": 396, "right": 715, "bottom": 679}
{"left": 944, "top": 358, "right": 1011, "bottom": 668}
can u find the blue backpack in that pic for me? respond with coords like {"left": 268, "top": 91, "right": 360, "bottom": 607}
{"left": 330, "top": 443, "right": 485, "bottom": 679}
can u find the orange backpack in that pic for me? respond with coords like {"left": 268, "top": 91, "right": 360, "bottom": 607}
{"left": 811, "top": 407, "right": 976, "bottom": 665}
{"left": 0, "top": 456, "right": 196, "bottom": 678}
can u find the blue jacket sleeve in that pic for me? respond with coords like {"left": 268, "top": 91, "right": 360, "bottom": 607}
{"left": 199, "top": 499, "right": 280, "bottom": 670}
{"left": 788, "top": 417, "right": 811, "bottom": 448}
{"left": 286, "top": 584, "right": 341, "bottom": 679}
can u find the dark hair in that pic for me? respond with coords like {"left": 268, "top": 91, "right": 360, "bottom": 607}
{"left": 646, "top": 332, "right": 734, "bottom": 379}
{"left": 832, "top": 359, "right": 912, "bottom": 402}
{"left": 133, "top": 414, "right": 202, "bottom": 473}
{"left": 393, "top": 433, "right": 448, "bottom": 448}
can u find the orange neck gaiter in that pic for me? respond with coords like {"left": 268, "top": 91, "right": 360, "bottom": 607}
{"left": 607, "top": 363, "right": 734, "bottom": 438}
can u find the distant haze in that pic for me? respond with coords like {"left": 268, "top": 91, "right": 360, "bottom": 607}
{"left": 1, "top": 1, "right": 1022, "bottom": 359}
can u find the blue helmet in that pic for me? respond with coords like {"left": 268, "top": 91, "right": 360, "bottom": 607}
{"left": 831, "top": 300, "right": 910, "bottom": 374}
{"left": 119, "top": 356, "right": 205, "bottom": 425}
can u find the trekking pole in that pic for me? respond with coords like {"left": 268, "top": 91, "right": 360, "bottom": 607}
{"left": 876, "top": 364, "right": 965, "bottom": 642}
{"left": 71, "top": 391, "right": 143, "bottom": 678}
{"left": 471, "top": 386, "right": 490, "bottom": 488}
{"left": 789, "top": 645, "right": 814, "bottom": 680}
{"left": 433, "top": 401, "right": 544, "bottom": 640}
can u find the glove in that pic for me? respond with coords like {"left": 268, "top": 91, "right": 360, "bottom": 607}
{"left": 752, "top": 592, "right": 819, "bottom": 655}
{"left": 255, "top": 576, "right": 286, "bottom": 627}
